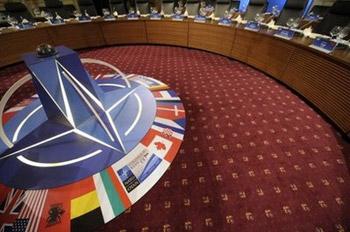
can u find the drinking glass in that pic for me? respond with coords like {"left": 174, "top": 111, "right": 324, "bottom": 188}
{"left": 102, "top": 8, "right": 110, "bottom": 16}
{"left": 338, "top": 26, "right": 350, "bottom": 41}
{"left": 292, "top": 18, "right": 300, "bottom": 29}
{"left": 151, "top": 7, "right": 158, "bottom": 15}
{"left": 8, "top": 16, "right": 18, "bottom": 25}
{"left": 330, "top": 26, "right": 343, "bottom": 39}
{"left": 55, "top": 12, "right": 62, "bottom": 20}
{"left": 129, "top": 8, "right": 135, "bottom": 14}
{"left": 44, "top": 11, "right": 53, "bottom": 22}
{"left": 174, "top": 6, "right": 182, "bottom": 15}
{"left": 286, "top": 17, "right": 294, "bottom": 28}
{"left": 199, "top": 6, "right": 206, "bottom": 17}
{"left": 33, "top": 8, "right": 41, "bottom": 17}
{"left": 73, "top": 10, "right": 82, "bottom": 18}
{"left": 254, "top": 13, "right": 264, "bottom": 24}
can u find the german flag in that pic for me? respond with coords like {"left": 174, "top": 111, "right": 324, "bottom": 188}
{"left": 70, "top": 190, "right": 104, "bottom": 232}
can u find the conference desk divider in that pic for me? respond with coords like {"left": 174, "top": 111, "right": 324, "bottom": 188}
{"left": 0, "top": 18, "right": 349, "bottom": 137}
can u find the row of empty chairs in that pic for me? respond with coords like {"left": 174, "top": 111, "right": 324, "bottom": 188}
{"left": 1, "top": 0, "right": 350, "bottom": 36}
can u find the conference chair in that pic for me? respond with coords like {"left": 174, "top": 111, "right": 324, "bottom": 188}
{"left": 313, "top": 0, "right": 350, "bottom": 35}
{"left": 231, "top": 0, "right": 240, "bottom": 10}
{"left": 275, "top": 0, "right": 308, "bottom": 26}
{"left": 110, "top": 0, "right": 129, "bottom": 14}
{"left": 244, "top": 0, "right": 267, "bottom": 21}
{"left": 309, "top": 5, "right": 330, "bottom": 18}
{"left": 162, "top": 0, "right": 175, "bottom": 15}
{"left": 43, "top": 0, "right": 76, "bottom": 19}
{"left": 78, "top": 0, "right": 98, "bottom": 16}
{"left": 135, "top": 0, "right": 151, "bottom": 14}
{"left": 214, "top": 0, "right": 231, "bottom": 18}
{"left": 186, "top": 0, "right": 200, "bottom": 16}
{"left": 4, "top": 2, "right": 34, "bottom": 21}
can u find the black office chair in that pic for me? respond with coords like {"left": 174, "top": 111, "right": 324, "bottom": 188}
{"left": 78, "top": 0, "right": 98, "bottom": 16}
{"left": 275, "top": 0, "right": 308, "bottom": 26}
{"left": 244, "top": 0, "right": 267, "bottom": 21}
{"left": 135, "top": 0, "right": 151, "bottom": 14}
{"left": 162, "top": 0, "right": 175, "bottom": 15}
{"left": 186, "top": 0, "right": 200, "bottom": 16}
{"left": 43, "top": 0, "right": 76, "bottom": 19}
{"left": 313, "top": 0, "right": 350, "bottom": 35}
{"left": 214, "top": 0, "right": 231, "bottom": 18}
{"left": 4, "top": 2, "right": 34, "bottom": 21}
{"left": 110, "top": 0, "right": 129, "bottom": 14}
{"left": 309, "top": 5, "right": 331, "bottom": 18}
{"left": 231, "top": 0, "right": 240, "bottom": 10}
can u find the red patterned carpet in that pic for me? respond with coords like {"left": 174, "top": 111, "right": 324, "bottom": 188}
{"left": 1, "top": 45, "right": 349, "bottom": 231}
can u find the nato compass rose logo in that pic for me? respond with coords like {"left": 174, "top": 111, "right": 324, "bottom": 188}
{"left": 0, "top": 45, "right": 156, "bottom": 189}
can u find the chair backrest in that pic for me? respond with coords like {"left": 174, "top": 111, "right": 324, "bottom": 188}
{"left": 309, "top": 5, "right": 330, "bottom": 17}
{"left": 186, "top": 0, "right": 200, "bottom": 16}
{"left": 214, "top": 0, "right": 231, "bottom": 18}
{"left": 44, "top": 0, "right": 76, "bottom": 19}
{"left": 110, "top": 0, "right": 129, "bottom": 14}
{"left": 4, "top": 2, "right": 33, "bottom": 21}
{"left": 275, "top": 0, "right": 308, "bottom": 26}
{"left": 244, "top": 0, "right": 267, "bottom": 21}
{"left": 231, "top": 0, "right": 240, "bottom": 10}
{"left": 313, "top": 0, "right": 350, "bottom": 35}
{"left": 78, "top": 0, "right": 98, "bottom": 16}
{"left": 162, "top": 0, "right": 175, "bottom": 15}
{"left": 136, "top": 0, "right": 150, "bottom": 14}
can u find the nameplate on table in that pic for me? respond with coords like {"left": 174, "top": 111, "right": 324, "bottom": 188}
{"left": 244, "top": 22, "right": 260, "bottom": 32}
{"left": 194, "top": 15, "right": 206, "bottom": 23}
{"left": 273, "top": 28, "right": 295, "bottom": 40}
{"left": 103, "top": 16, "right": 116, "bottom": 21}
{"left": 304, "top": 15, "right": 321, "bottom": 21}
{"left": 49, "top": 19, "right": 65, "bottom": 25}
{"left": 150, "top": 13, "right": 161, "bottom": 20}
{"left": 127, "top": 13, "right": 139, "bottom": 20}
{"left": 309, "top": 37, "right": 336, "bottom": 54}
{"left": 18, "top": 23, "right": 34, "bottom": 30}
{"left": 218, "top": 18, "right": 232, "bottom": 26}
{"left": 78, "top": 16, "right": 92, "bottom": 22}
{"left": 172, "top": 15, "right": 184, "bottom": 21}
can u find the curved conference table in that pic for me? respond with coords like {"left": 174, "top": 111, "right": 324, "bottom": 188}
{"left": 0, "top": 18, "right": 350, "bottom": 137}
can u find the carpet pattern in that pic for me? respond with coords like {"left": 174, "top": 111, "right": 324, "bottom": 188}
{"left": 0, "top": 45, "right": 349, "bottom": 232}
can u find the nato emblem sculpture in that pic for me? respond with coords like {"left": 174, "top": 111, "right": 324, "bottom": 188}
{"left": 0, "top": 45, "right": 186, "bottom": 231}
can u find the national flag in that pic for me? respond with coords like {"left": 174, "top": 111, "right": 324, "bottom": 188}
{"left": 157, "top": 102, "right": 185, "bottom": 119}
{"left": 11, "top": 219, "right": 28, "bottom": 232}
{"left": 3, "top": 190, "right": 48, "bottom": 232}
{"left": 92, "top": 169, "right": 130, "bottom": 223}
{"left": 142, "top": 126, "right": 183, "bottom": 162}
{"left": 153, "top": 90, "right": 181, "bottom": 102}
{"left": 0, "top": 189, "right": 26, "bottom": 232}
{"left": 38, "top": 177, "right": 96, "bottom": 232}
{"left": 148, "top": 135, "right": 173, "bottom": 159}
{"left": 70, "top": 190, "right": 104, "bottom": 232}
{"left": 153, "top": 117, "right": 185, "bottom": 135}
{"left": 128, "top": 75, "right": 168, "bottom": 91}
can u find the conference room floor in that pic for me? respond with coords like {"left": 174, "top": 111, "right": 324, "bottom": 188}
{"left": 0, "top": 45, "right": 349, "bottom": 231}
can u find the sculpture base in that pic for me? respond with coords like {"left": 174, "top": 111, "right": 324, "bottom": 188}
{"left": 0, "top": 75, "right": 186, "bottom": 232}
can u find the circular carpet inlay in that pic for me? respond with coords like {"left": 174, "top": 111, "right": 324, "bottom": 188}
{"left": 0, "top": 45, "right": 349, "bottom": 232}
